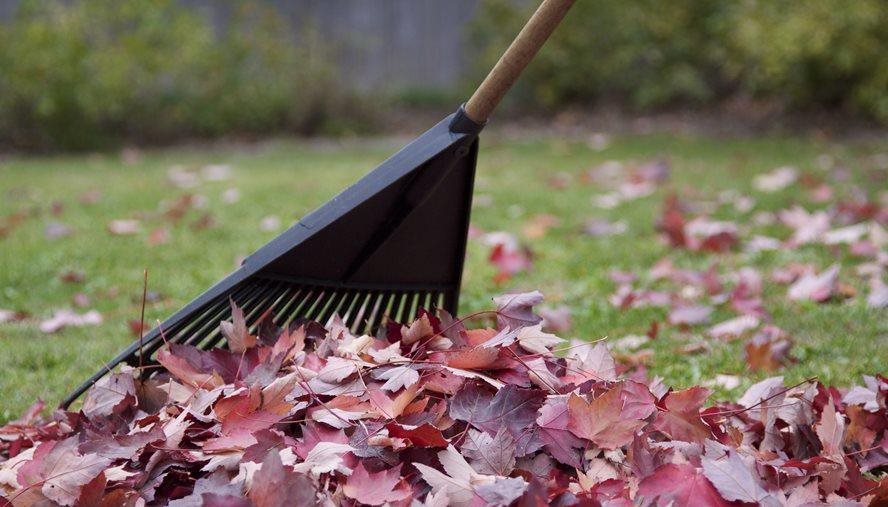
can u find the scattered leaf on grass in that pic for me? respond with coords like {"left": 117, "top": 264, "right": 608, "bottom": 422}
{"left": 0, "top": 309, "right": 28, "bottom": 324}
{"left": 107, "top": 219, "right": 141, "bottom": 235}
{"left": 58, "top": 270, "right": 85, "bottom": 283}
{"left": 753, "top": 166, "right": 798, "bottom": 193}
{"left": 787, "top": 264, "right": 840, "bottom": 302}
{"left": 668, "top": 305, "right": 713, "bottom": 326}
{"left": 583, "top": 218, "right": 627, "bottom": 237}
{"left": 147, "top": 227, "right": 170, "bottom": 246}
{"left": 38, "top": 309, "right": 103, "bottom": 333}
{"left": 708, "top": 315, "right": 760, "bottom": 340}
{"left": 200, "top": 164, "right": 233, "bottom": 181}
{"left": 522, "top": 213, "right": 559, "bottom": 239}
{"left": 259, "top": 215, "right": 282, "bottom": 232}
{"left": 744, "top": 326, "right": 794, "bottom": 372}
{"left": 43, "top": 222, "right": 73, "bottom": 240}
{"left": 484, "top": 232, "right": 532, "bottom": 283}
{"left": 222, "top": 187, "right": 241, "bottom": 203}
{"left": 190, "top": 212, "right": 216, "bottom": 231}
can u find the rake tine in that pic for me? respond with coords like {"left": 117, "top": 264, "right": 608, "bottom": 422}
{"left": 283, "top": 287, "right": 316, "bottom": 328}
{"left": 351, "top": 292, "right": 373, "bottom": 334}
{"left": 315, "top": 290, "right": 342, "bottom": 325}
{"left": 325, "top": 291, "right": 353, "bottom": 327}
{"left": 244, "top": 284, "right": 287, "bottom": 325}
{"left": 380, "top": 292, "right": 399, "bottom": 328}
{"left": 407, "top": 292, "right": 420, "bottom": 321}
{"left": 424, "top": 292, "right": 433, "bottom": 312}
{"left": 393, "top": 293, "right": 407, "bottom": 323}
{"left": 339, "top": 291, "right": 361, "bottom": 329}
{"left": 248, "top": 285, "right": 294, "bottom": 334}
{"left": 363, "top": 292, "right": 385, "bottom": 335}
{"left": 273, "top": 287, "right": 304, "bottom": 325}
{"left": 301, "top": 290, "right": 329, "bottom": 322}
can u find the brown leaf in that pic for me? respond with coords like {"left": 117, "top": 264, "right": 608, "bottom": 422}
{"left": 17, "top": 437, "right": 112, "bottom": 506}
{"left": 567, "top": 385, "right": 646, "bottom": 449}
{"left": 249, "top": 450, "right": 316, "bottom": 507}
{"left": 107, "top": 219, "right": 141, "bottom": 235}
{"left": 653, "top": 387, "right": 712, "bottom": 443}
{"left": 343, "top": 463, "right": 411, "bottom": 506}
{"left": 220, "top": 300, "right": 257, "bottom": 353}
{"left": 82, "top": 373, "right": 136, "bottom": 419}
{"left": 147, "top": 227, "right": 170, "bottom": 246}
{"left": 522, "top": 213, "right": 560, "bottom": 239}
{"left": 638, "top": 464, "right": 730, "bottom": 507}
{"left": 744, "top": 326, "right": 793, "bottom": 372}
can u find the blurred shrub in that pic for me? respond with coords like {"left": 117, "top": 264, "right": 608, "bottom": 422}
{"left": 0, "top": 0, "right": 372, "bottom": 151}
{"left": 470, "top": 0, "right": 888, "bottom": 122}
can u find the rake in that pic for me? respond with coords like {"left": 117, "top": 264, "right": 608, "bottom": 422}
{"left": 62, "top": 0, "right": 575, "bottom": 408}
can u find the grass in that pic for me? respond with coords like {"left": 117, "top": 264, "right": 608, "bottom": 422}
{"left": 1, "top": 130, "right": 886, "bottom": 422}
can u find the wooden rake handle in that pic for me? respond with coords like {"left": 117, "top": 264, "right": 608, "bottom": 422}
{"left": 464, "top": 0, "right": 575, "bottom": 124}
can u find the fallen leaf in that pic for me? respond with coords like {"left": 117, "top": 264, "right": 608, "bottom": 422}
{"left": 259, "top": 215, "right": 281, "bottom": 232}
{"left": 461, "top": 428, "right": 516, "bottom": 475}
{"left": 522, "top": 213, "right": 560, "bottom": 239}
{"left": 343, "top": 463, "right": 411, "bottom": 506}
{"left": 39, "top": 309, "right": 103, "bottom": 333}
{"left": 487, "top": 236, "right": 533, "bottom": 283}
{"left": 701, "top": 442, "right": 772, "bottom": 504}
{"left": 638, "top": 463, "right": 730, "bottom": 507}
{"left": 18, "top": 437, "right": 112, "bottom": 506}
{"left": 0, "top": 309, "right": 28, "bottom": 324}
{"left": 538, "top": 305, "right": 572, "bottom": 332}
{"left": 81, "top": 372, "right": 136, "bottom": 419}
{"left": 516, "top": 324, "right": 563, "bottom": 355}
{"left": 567, "top": 386, "right": 646, "bottom": 449}
{"left": 147, "top": 227, "right": 170, "bottom": 246}
{"left": 583, "top": 218, "right": 627, "bottom": 237}
{"left": 653, "top": 387, "right": 712, "bottom": 443}
{"left": 569, "top": 341, "right": 617, "bottom": 381}
{"left": 744, "top": 326, "right": 793, "bottom": 372}
{"left": 220, "top": 300, "right": 257, "bottom": 353}
{"left": 107, "top": 219, "right": 141, "bottom": 235}
{"left": 249, "top": 450, "right": 316, "bottom": 507}
{"left": 201, "top": 164, "right": 232, "bottom": 181}
{"left": 787, "top": 264, "right": 839, "bottom": 302}
{"left": 58, "top": 270, "right": 85, "bottom": 283}
{"left": 413, "top": 445, "right": 491, "bottom": 506}
{"left": 190, "top": 212, "right": 216, "bottom": 231}
{"left": 708, "top": 315, "right": 759, "bottom": 340}
{"left": 373, "top": 365, "right": 421, "bottom": 392}
{"left": 44, "top": 222, "right": 73, "bottom": 240}
{"left": 493, "top": 291, "right": 543, "bottom": 329}
{"left": 668, "top": 305, "right": 713, "bottom": 326}
{"left": 703, "top": 374, "right": 741, "bottom": 390}
{"left": 754, "top": 166, "right": 798, "bottom": 192}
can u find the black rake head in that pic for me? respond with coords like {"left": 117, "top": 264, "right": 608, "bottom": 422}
{"left": 61, "top": 107, "right": 485, "bottom": 408}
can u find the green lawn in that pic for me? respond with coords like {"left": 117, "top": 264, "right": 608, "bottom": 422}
{"left": 1, "top": 131, "right": 886, "bottom": 422}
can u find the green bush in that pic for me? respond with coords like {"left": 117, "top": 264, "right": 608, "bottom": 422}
{"left": 0, "top": 0, "right": 372, "bottom": 151}
{"left": 470, "top": 0, "right": 888, "bottom": 122}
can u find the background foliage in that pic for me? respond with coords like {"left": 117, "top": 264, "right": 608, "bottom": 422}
{"left": 470, "top": 0, "right": 888, "bottom": 121}
{"left": 1, "top": 0, "right": 886, "bottom": 152}
{"left": 0, "top": 0, "right": 372, "bottom": 151}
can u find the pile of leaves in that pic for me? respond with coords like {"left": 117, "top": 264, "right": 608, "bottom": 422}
{"left": 1, "top": 293, "right": 886, "bottom": 506}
